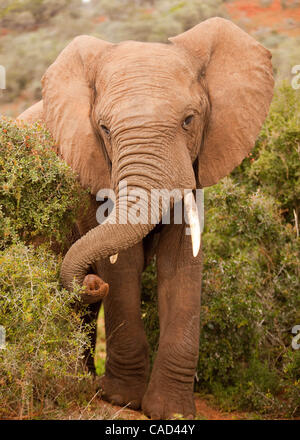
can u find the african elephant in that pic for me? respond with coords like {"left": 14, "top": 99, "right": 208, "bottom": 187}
{"left": 18, "top": 17, "right": 274, "bottom": 419}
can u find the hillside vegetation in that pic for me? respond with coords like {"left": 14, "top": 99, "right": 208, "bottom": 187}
{"left": 0, "top": 0, "right": 299, "bottom": 111}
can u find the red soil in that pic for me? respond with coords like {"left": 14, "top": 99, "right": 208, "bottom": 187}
{"left": 90, "top": 394, "right": 247, "bottom": 420}
{"left": 225, "top": 0, "right": 300, "bottom": 36}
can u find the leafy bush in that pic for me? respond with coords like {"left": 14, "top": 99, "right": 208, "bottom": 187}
{"left": 142, "top": 84, "right": 300, "bottom": 417}
{"left": 0, "top": 244, "right": 93, "bottom": 419}
{"left": 232, "top": 82, "right": 300, "bottom": 225}
{"left": 0, "top": 119, "right": 92, "bottom": 419}
{"left": 198, "top": 178, "right": 300, "bottom": 416}
{"left": 0, "top": 118, "right": 88, "bottom": 249}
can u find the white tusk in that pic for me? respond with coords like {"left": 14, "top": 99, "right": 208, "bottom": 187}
{"left": 109, "top": 253, "right": 118, "bottom": 264}
{"left": 185, "top": 191, "right": 201, "bottom": 258}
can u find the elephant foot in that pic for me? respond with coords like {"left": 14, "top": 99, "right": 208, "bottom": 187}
{"left": 81, "top": 274, "right": 109, "bottom": 304}
{"left": 142, "top": 382, "right": 195, "bottom": 420}
{"left": 97, "top": 374, "right": 147, "bottom": 410}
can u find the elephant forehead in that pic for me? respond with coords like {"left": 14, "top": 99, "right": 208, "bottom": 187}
{"left": 97, "top": 41, "right": 196, "bottom": 88}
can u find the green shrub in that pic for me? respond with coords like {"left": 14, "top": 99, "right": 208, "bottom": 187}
{"left": 198, "top": 178, "right": 300, "bottom": 416}
{"left": 0, "top": 119, "right": 93, "bottom": 419}
{"left": 232, "top": 83, "right": 300, "bottom": 225}
{"left": 0, "top": 243, "right": 94, "bottom": 419}
{"left": 0, "top": 118, "right": 88, "bottom": 249}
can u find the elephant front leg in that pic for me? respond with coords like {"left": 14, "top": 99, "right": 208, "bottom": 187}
{"left": 96, "top": 243, "right": 150, "bottom": 410}
{"left": 142, "top": 222, "right": 202, "bottom": 419}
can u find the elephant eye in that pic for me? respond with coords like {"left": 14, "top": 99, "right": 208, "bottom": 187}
{"left": 182, "top": 115, "right": 194, "bottom": 130}
{"left": 101, "top": 125, "right": 110, "bottom": 137}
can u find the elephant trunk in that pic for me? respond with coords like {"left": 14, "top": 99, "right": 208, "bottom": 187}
{"left": 61, "top": 136, "right": 197, "bottom": 291}
{"left": 61, "top": 189, "right": 157, "bottom": 291}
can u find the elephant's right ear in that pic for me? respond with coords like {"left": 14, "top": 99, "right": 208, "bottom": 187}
{"left": 42, "top": 36, "right": 112, "bottom": 194}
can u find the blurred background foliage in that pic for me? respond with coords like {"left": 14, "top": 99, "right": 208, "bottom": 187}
{"left": 0, "top": 0, "right": 300, "bottom": 419}
{"left": 0, "top": 0, "right": 299, "bottom": 109}
{"left": 0, "top": 0, "right": 225, "bottom": 107}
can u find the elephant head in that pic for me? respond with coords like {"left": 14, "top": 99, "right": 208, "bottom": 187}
{"left": 41, "top": 18, "right": 273, "bottom": 291}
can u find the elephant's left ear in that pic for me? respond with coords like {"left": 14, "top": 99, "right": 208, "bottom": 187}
{"left": 169, "top": 17, "right": 274, "bottom": 187}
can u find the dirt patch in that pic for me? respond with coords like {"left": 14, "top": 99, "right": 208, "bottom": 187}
{"left": 226, "top": 0, "right": 300, "bottom": 36}
{"left": 194, "top": 395, "right": 246, "bottom": 420}
{"left": 69, "top": 394, "right": 248, "bottom": 420}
